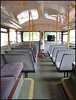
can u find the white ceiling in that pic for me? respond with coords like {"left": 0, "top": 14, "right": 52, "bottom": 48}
{"left": 1, "top": 1, "right": 75, "bottom": 30}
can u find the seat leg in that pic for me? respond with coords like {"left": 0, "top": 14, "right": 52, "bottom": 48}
{"left": 64, "top": 72, "right": 65, "bottom": 78}
{"left": 67, "top": 72, "right": 68, "bottom": 77}
{"left": 25, "top": 72, "right": 28, "bottom": 78}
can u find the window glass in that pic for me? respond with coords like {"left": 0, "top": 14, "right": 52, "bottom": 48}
{"left": 63, "top": 32, "right": 68, "bottom": 44}
{"left": 23, "top": 32, "right": 40, "bottom": 41}
{"left": 44, "top": 32, "right": 61, "bottom": 42}
{"left": 69, "top": 29, "right": 75, "bottom": 44}
{"left": 17, "top": 9, "right": 39, "bottom": 24}
{"left": 63, "top": 35, "right": 67, "bottom": 43}
{"left": 45, "top": 13, "right": 64, "bottom": 23}
{"left": 1, "top": 33, "right": 8, "bottom": 46}
{"left": 23, "top": 32, "right": 30, "bottom": 41}
{"left": 17, "top": 32, "right": 21, "bottom": 42}
{"left": 1, "top": 28, "right": 8, "bottom": 32}
{"left": 70, "top": 8, "right": 75, "bottom": 22}
{"left": 9, "top": 29, "right": 16, "bottom": 44}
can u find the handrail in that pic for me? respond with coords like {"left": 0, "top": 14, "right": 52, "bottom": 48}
{"left": 29, "top": 11, "right": 31, "bottom": 46}
{"left": 67, "top": 8, "right": 70, "bottom": 49}
{"left": 56, "top": 1, "right": 60, "bottom": 44}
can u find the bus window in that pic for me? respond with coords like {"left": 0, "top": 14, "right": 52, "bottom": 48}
{"left": 63, "top": 32, "right": 68, "bottom": 44}
{"left": 32, "top": 32, "right": 40, "bottom": 41}
{"left": 17, "top": 32, "right": 21, "bottom": 42}
{"left": 69, "top": 29, "right": 75, "bottom": 46}
{"left": 9, "top": 29, "right": 16, "bottom": 44}
{"left": 1, "top": 28, "right": 8, "bottom": 46}
{"left": 23, "top": 32, "right": 40, "bottom": 41}
{"left": 44, "top": 32, "right": 61, "bottom": 42}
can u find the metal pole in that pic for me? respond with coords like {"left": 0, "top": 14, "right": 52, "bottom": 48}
{"left": 56, "top": 20, "right": 58, "bottom": 44}
{"left": 29, "top": 11, "right": 31, "bottom": 46}
{"left": 67, "top": 8, "right": 70, "bottom": 49}
{"left": 56, "top": 1, "right": 60, "bottom": 44}
{"left": 32, "top": 21, "right": 33, "bottom": 43}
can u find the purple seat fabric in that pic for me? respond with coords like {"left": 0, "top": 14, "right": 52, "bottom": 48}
{"left": 36, "top": 50, "right": 38, "bottom": 56}
{"left": 53, "top": 57, "right": 55, "bottom": 63}
{"left": 34, "top": 63, "right": 37, "bottom": 72}
{"left": 56, "top": 62, "right": 60, "bottom": 69}
{"left": 1, "top": 55, "right": 5, "bottom": 67}
{"left": 50, "top": 54, "right": 52, "bottom": 58}
{"left": 1, "top": 77, "right": 15, "bottom": 99}
{"left": 35, "top": 54, "right": 38, "bottom": 64}
{"left": 1, "top": 62, "right": 23, "bottom": 80}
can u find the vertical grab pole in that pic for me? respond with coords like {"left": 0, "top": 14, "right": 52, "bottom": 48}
{"left": 32, "top": 21, "right": 33, "bottom": 43}
{"left": 29, "top": 11, "right": 31, "bottom": 46}
{"left": 56, "top": 19, "right": 58, "bottom": 44}
{"left": 67, "top": 8, "right": 70, "bottom": 49}
{"left": 56, "top": 1, "right": 60, "bottom": 44}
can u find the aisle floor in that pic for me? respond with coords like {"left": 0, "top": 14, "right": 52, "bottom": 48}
{"left": 28, "top": 57, "right": 67, "bottom": 99}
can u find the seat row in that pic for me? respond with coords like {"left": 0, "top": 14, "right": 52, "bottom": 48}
{"left": 48, "top": 44, "right": 75, "bottom": 77}
{"left": 1, "top": 55, "right": 23, "bottom": 99}
{"left": 2, "top": 43, "right": 38, "bottom": 77}
{"left": 1, "top": 43, "right": 38, "bottom": 99}
{"left": 61, "top": 62, "right": 76, "bottom": 100}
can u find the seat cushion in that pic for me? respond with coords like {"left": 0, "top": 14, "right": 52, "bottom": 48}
{"left": 56, "top": 62, "right": 60, "bottom": 69}
{"left": 50, "top": 54, "right": 52, "bottom": 58}
{"left": 35, "top": 54, "right": 38, "bottom": 63}
{"left": 1, "top": 77, "right": 15, "bottom": 99}
{"left": 53, "top": 57, "right": 55, "bottom": 63}
{"left": 34, "top": 63, "right": 37, "bottom": 72}
{"left": 1, "top": 62, "right": 23, "bottom": 80}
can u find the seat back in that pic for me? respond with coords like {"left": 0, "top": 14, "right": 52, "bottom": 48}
{"left": 1, "top": 55, "right": 5, "bottom": 67}
{"left": 59, "top": 54, "right": 75, "bottom": 71}
{"left": 50, "top": 45, "right": 66, "bottom": 55}
{"left": 2, "top": 54, "right": 35, "bottom": 72}
{"left": 52, "top": 47, "right": 67, "bottom": 58}
{"left": 5, "top": 50, "right": 35, "bottom": 63}
{"left": 55, "top": 49, "right": 75, "bottom": 63}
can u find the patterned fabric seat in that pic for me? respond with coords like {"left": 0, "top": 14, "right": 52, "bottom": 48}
{"left": 1, "top": 55, "right": 23, "bottom": 99}
{"left": 1, "top": 62, "right": 23, "bottom": 80}
{"left": 1, "top": 77, "right": 15, "bottom": 99}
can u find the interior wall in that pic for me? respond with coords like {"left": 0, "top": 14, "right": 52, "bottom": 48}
{"left": 18, "top": 24, "right": 62, "bottom": 32}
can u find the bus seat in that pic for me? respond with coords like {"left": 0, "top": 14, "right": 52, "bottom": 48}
{"left": 2, "top": 54, "right": 37, "bottom": 74}
{"left": 49, "top": 45, "right": 67, "bottom": 59}
{"left": 11, "top": 46, "right": 37, "bottom": 58}
{"left": 53, "top": 57, "right": 55, "bottom": 63}
{"left": 56, "top": 54, "right": 75, "bottom": 71}
{"left": 5, "top": 50, "right": 36, "bottom": 63}
{"left": 1, "top": 62, "right": 23, "bottom": 80}
{"left": 56, "top": 62, "right": 60, "bottom": 69}
{"left": 1, "top": 77, "right": 15, "bottom": 99}
{"left": 52, "top": 47, "right": 67, "bottom": 63}
{"left": 55, "top": 50, "right": 75, "bottom": 64}
{"left": 59, "top": 54, "right": 75, "bottom": 71}
{"left": 1, "top": 55, "right": 5, "bottom": 67}
{"left": 47, "top": 44, "right": 52, "bottom": 55}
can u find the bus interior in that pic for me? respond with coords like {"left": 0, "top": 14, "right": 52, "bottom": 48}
{"left": 1, "top": 1, "right": 76, "bottom": 100}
